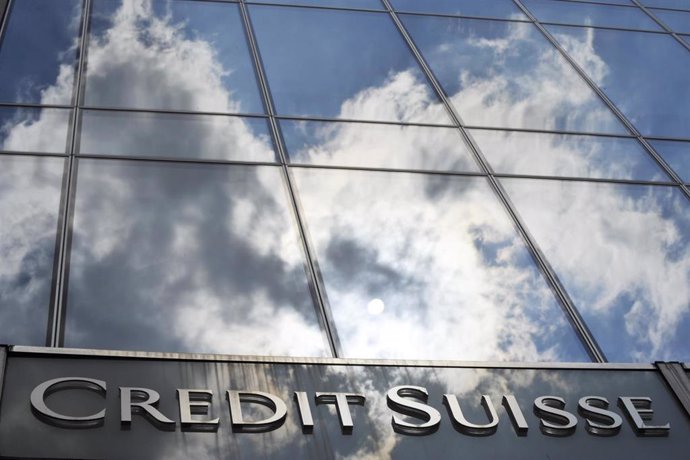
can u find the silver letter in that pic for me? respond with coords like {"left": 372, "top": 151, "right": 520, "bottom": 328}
{"left": 578, "top": 396, "right": 622, "bottom": 436}
{"left": 443, "top": 394, "right": 498, "bottom": 436}
{"left": 386, "top": 386, "right": 441, "bottom": 435}
{"left": 294, "top": 391, "right": 314, "bottom": 431}
{"left": 30, "top": 377, "right": 106, "bottom": 426}
{"left": 534, "top": 396, "right": 577, "bottom": 436}
{"left": 315, "top": 392, "right": 366, "bottom": 432}
{"left": 502, "top": 395, "right": 529, "bottom": 436}
{"left": 120, "top": 387, "right": 175, "bottom": 429}
{"left": 226, "top": 390, "right": 287, "bottom": 432}
{"left": 618, "top": 397, "right": 670, "bottom": 436}
{"left": 177, "top": 389, "right": 219, "bottom": 430}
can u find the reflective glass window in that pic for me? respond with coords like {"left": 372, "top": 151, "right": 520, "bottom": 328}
{"left": 293, "top": 168, "right": 589, "bottom": 361}
{"left": 249, "top": 6, "right": 450, "bottom": 123}
{"left": 0, "top": 155, "right": 64, "bottom": 345}
{"left": 471, "top": 130, "right": 668, "bottom": 180}
{"left": 652, "top": 8, "right": 690, "bottom": 32}
{"left": 649, "top": 139, "right": 690, "bottom": 182}
{"left": 79, "top": 110, "right": 276, "bottom": 162}
{"left": 523, "top": 0, "right": 661, "bottom": 30}
{"left": 566, "top": 0, "right": 633, "bottom": 4}
{"left": 390, "top": 0, "right": 527, "bottom": 20}
{"left": 401, "top": 15, "right": 627, "bottom": 134}
{"left": 0, "top": 0, "right": 82, "bottom": 104}
{"left": 548, "top": 25, "right": 690, "bottom": 138}
{"left": 0, "top": 107, "right": 70, "bottom": 154}
{"left": 246, "top": 0, "right": 384, "bottom": 9}
{"left": 641, "top": 0, "right": 690, "bottom": 10}
{"left": 281, "top": 120, "right": 479, "bottom": 171}
{"left": 83, "top": 0, "right": 264, "bottom": 114}
{"left": 66, "top": 160, "right": 329, "bottom": 356}
{"left": 502, "top": 178, "right": 690, "bottom": 362}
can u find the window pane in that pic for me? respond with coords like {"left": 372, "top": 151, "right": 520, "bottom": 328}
{"left": 66, "top": 160, "right": 329, "bottom": 356}
{"left": 649, "top": 139, "right": 690, "bottom": 182}
{"left": 282, "top": 120, "right": 479, "bottom": 171}
{"left": 84, "top": 0, "right": 264, "bottom": 114}
{"left": 523, "top": 0, "right": 661, "bottom": 30}
{"left": 0, "top": 107, "right": 70, "bottom": 154}
{"left": 247, "top": 0, "right": 384, "bottom": 9}
{"left": 79, "top": 110, "right": 276, "bottom": 162}
{"left": 502, "top": 178, "right": 690, "bottom": 362}
{"left": 471, "top": 129, "right": 668, "bottom": 180}
{"left": 249, "top": 6, "right": 450, "bottom": 123}
{"left": 548, "top": 25, "right": 690, "bottom": 138}
{"left": 0, "top": 155, "right": 64, "bottom": 345}
{"left": 401, "top": 15, "right": 627, "bottom": 134}
{"left": 652, "top": 8, "right": 690, "bottom": 32}
{"left": 390, "top": 0, "right": 527, "bottom": 19}
{"left": 641, "top": 0, "right": 690, "bottom": 10}
{"left": 0, "top": 0, "right": 82, "bottom": 104}
{"left": 293, "top": 168, "right": 589, "bottom": 361}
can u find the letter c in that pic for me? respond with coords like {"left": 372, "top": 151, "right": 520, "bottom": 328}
{"left": 30, "top": 377, "right": 107, "bottom": 424}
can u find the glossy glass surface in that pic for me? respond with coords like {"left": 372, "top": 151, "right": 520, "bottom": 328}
{"left": 4, "top": 355, "right": 690, "bottom": 459}
{"left": 523, "top": 0, "right": 661, "bottom": 30}
{"left": 0, "top": 107, "right": 70, "bottom": 154}
{"left": 79, "top": 110, "right": 276, "bottom": 161}
{"left": 249, "top": 6, "right": 450, "bottom": 123}
{"left": 390, "top": 0, "right": 527, "bottom": 19}
{"left": 281, "top": 120, "right": 479, "bottom": 171}
{"left": 641, "top": 0, "right": 690, "bottom": 9}
{"left": 293, "top": 168, "right": 588, "bottom": 361}
{"left": 548, "top": 25, "right": 690, "bottom": 138}
{"left": 502, "top": 178, "right": 690, "bottom": 362}
{"left": 649, "top": 139, "right": 690, "bottom": 182}
{"left": 83, "top": 0, "right": 263, "bottom": 114}
{"left": 0, "top": 156, "right": 64, "bottom": 345}
{"left": 471, "top": 129, "right": 668, "bottom": 180}
{"left": 247, "top": 0, "right": 384, "bottom": 9}
{"left": 65, "top": 160, "right": 328, "bottom": 356}
{"left": 652, "top": 8, "right": 690, "bottom": 32}
{"left": 0, "top": 0, "right": 81, "bottom": 104}
{"left": 567, "top": 0, "right": 633, "bottom": 4}
{"left": 401, "top": 15, "right": 627, "bottom": 134}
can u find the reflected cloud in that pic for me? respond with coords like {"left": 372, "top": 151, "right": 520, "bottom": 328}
{"left": 502, "top": 179, "right": 690, "bottom": 361}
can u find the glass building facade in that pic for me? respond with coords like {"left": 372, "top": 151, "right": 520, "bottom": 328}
{"left": 1, "top": 0, "right": 690, "bottom": 366}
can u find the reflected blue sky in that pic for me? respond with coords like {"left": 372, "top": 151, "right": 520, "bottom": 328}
{"left": 502, "top": 178, "right": 690, "bottom": 362}
{"left": 0, "top": 107, "right": 70, "bottom": 154}
{"left": 0, "top": 0, "right": 81, "bottom": 104}
{"left": 84, "top": 0, "right": 264, "bottom": 113}
{"left": 401, "top": 15, "right": 627, "bottom": 134}
{"left": 66, "top": 160, "right": 329, "bottom": 356}
{"left": 649, "top": 139, "right": 690, "bottom": 182}
{"left": 293, "top": 168, "right": 588, "bottom": 361}
{"left": 651, "top": 8, "right": 690, "bottom": 32}
{"left": 249, "top": 5, "right": 451, "bottom": 123}
{"left": 247, "top": 0, "right": 384, "bottom": 9}
{"left": 0, "top": 155, "right": 64, "bottom": 345}
{"left": 523, "top": 0, "right": 661, "bottom": 30}
{"left": 471, "top": 129, "right": 669, "bottom": 180}
{"left": 548, "top": 25, "right": 690, "bottom": 138}
{"left": 641, "top": 0, "right": 690, "bottom": 9}
{"left": 390, "top": 0, "right": 527, "bottom": 19}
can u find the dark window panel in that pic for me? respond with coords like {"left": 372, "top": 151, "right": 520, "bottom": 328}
{"left": 0, "top": 107, "right": 70, "bottom": 154}
{"left": 548, "top": 25, "right": 690, "bottom": 138}
{"left": 246, "top": 0, "right": 384, "bottom": 9}
{"left": 523, "top": 0, "right": 662, "bottom": 30}
{"left": 249, "top": 6, "right": 451, "bottom": 123}
{"left": 502, "top": 178, "right": 690, "bottom": 362}
{"left": 65, "top": 160, "right": 329, "bottom": 356}
{"left": 471, "top": 129, "right": 669, "bottom": 180}
{"left": 79, "top": 110, "right": 277, "bottom": 162}
{"left": 293, "top": 168, "right": 589, "bottom": 361}
{"left": 84, "top": 0, "right": 264, "bottom": 114}
{"left": 649, "top": 139, "right": 690, "bottom": 182}
{"left": 0, "top": 155, "right": 65, "bottom": 345}
{"left": 0, "top": 0, "right": 82, "bottom": 104}
{"left": 390, "top": 0, "right": 527, "bottom": 19}
{"left": 651, "top": 8, "right": 690, "bottom": 32}
{"left": 281, "top": 120, "right": 480, "bottom": 172}
{"left": 401, "top": 15, "right": 627, "bottom": 134}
